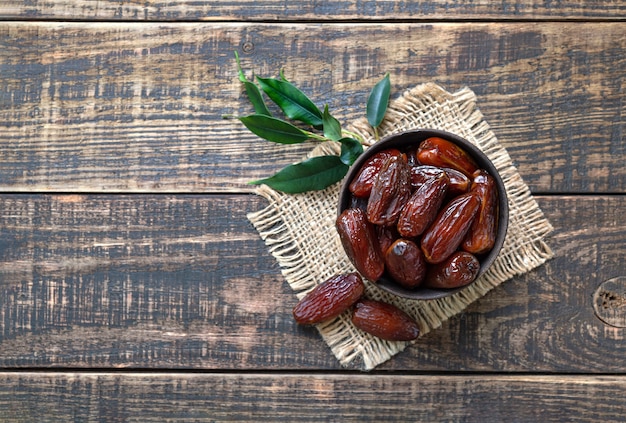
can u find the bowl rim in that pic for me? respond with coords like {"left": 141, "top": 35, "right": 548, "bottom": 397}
{"left": 337, "top": 128, "right": 509, "bottom": 300}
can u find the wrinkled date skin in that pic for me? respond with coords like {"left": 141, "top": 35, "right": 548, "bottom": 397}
{"left": 352, "top": 299, "right": 420, "bottom": 341}
{"left": 417, "top": 137, "right": 478, "bottom": 178}
{"left": 425, "top": 251, "right": 480, "bottom": 289}
{"left": 397, "top": 172, "right": 449, "bottom": 238}
{"left": 410, "top": 165, "right": 469, "bottom": 197}
{"left": 349, "top": 149, "right": 402, "bottom": 198}
{"left": 366, "top": 155, "right": 412, "bottom": 226}
{"left": 421, "top": 192, "right": 480, "bottom": 264}
{"left": 442, "top": 168, "right": 471, "bottom": 196}
{"left": 293, "top": 273, "right": 365, "bottom": 325}
{"left": 384, "top": 239, "right": 427, "bottom": 289}
{"left": 336, "top": 208, "right": 385, "bottom": 281}
{"left": 409, "top": 165, "right": 446, "bottom": 190}
{"left": 462, "top": 170, "right": 499, "bottom": 254}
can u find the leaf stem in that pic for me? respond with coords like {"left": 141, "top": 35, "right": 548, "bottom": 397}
{"left": 305, "top": 131, "right": 329, "bottom": 142}
{"left": 341, "top": 130, "right": 365, "bottom": 144}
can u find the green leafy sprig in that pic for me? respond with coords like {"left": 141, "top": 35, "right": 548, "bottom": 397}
{"left": 234, "top": 52, "right": 391, "bottom": 194}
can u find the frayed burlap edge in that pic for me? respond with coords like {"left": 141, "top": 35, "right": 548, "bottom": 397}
{"left": 247, "top": 83, "right": 554, "bottom": 371}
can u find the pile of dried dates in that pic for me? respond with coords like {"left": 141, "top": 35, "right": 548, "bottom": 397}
{"left": 292, "top": 136, "right": 499, "bottom": 342}
{"left": 339, "top": 136, "right": 499, "bottom": 290}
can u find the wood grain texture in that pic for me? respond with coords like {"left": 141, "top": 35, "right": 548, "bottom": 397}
{"left": 1, "top": 372, "right": 626, "bottom": 422}
{"left": 0, "top": 194, "right": 624, "bottom": 372}
{"left": 1, "top": 22, "right": 625, "bottom": 194}
{"left": 1, "top": 0, "right": 625, "bottom": 21}
{"left": 0, "top": 194, "right": 322, "bottom": 368}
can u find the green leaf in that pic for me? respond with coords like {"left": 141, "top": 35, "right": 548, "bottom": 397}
{"left": 243, "top": 81, "right": 272, "bottom": 116}
{"left": 235, "top": 51, "right": 272, "bottom": 116}
{"left": 239, "top": 115, "right": 310, "bottom": 144}
{"left": 322, "top": 105, "right": 342, "bottom": 141}
{"left": 366, "top": 73, "right": 391, "bottom": 128}
{"left": 339, "top": 137, "right": 364, "bottom": 166}
{"left": 250, "top": 155, "right": 349, "bottom": 193}
{"left": 256, "top": 76, "right": 323, "bottom": 127}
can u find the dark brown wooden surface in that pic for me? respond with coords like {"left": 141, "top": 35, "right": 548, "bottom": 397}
{"left": 1, "top": 0, "right": 625, "bottom": 21}
{"left": 1, "top": 22, "right": 625, "bottom": 194}
{"left": 2, "top": 373, "right": 626, "bottom": 422}
{"left": 1, "top": 1, "right": 626, "bottom": 421}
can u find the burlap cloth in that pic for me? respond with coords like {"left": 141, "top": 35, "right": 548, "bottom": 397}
{"left": 247, "top": 83, "right": 554, "bottom": 371}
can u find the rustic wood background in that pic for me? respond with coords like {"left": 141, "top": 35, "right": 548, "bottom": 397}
{"left": 1, "top": 1, "right": 625, "bottom": 421}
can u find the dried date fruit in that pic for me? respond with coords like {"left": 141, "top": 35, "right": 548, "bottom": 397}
{"left": 376, "top": 224, "right": 400, "bottom": 258}
{"left": 349, "top": 148, "right": 402, "bottom": 198}
{"left": 421, "top": 192, "right": 480, "bottom": 264}
{"left": 384, "top": 239, "right": 427, "bottom": 289}
{"left": 442, "top": 167, "right": 471, "bottom": 196}
{"left": 336, "top": 208, "right": 385, "bottom": 281}
{"left": 424, "top": 251, "right": 480, "bottom": 289}
{"left": 352, "top": 299, "right": 420, "bottom": 341}
{"left": 409, "top": 165, "right": 446, "bottom": 190}
{"left": 417, "top": 137, "right": 478, "bottom": 177}
{"left": 406, "top": 146, "right": 421, "bottom": 167}
{"left": 366, "top": 155, "right": 412, "bottom": 226}
{"left": 397, "top": 172, "right": 449, "bottom": 238}
{"left": 462, "top": 170, "right": 498, "bottom": 254}
{"left": 410, "top": 165, "right": 470, "bottom": 197}
{"left": 293, "top": 273, "right": 365, "bottom": 325}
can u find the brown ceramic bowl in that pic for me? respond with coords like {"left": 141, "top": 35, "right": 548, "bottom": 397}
{"left": 337, "top": 129, "right": 509, "bottom": 300}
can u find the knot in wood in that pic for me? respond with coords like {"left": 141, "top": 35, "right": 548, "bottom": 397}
{"left": 242, "top": 41, "right": 254, "bottom": 53}
{"left": 593, "top": 276, "right": 626, "bottom": 328}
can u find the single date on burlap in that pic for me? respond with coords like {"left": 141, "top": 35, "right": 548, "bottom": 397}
{"left": 248, "top": 82, "right": 554, "bottom": 371}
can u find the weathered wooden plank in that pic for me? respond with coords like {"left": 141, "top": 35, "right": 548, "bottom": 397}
{"left": 0, "top": 194, "right": 624, "bottom": 372}
{"left": 1, "top": 23, "right": 625, "bottom": 193}
{"left": 1, "top": 372, "right": 625, "bottom": 422}
{"left": 1, "top": 0, "right": 625, "bottom": 21}
{"left": 0, "top": 194, "right": 321, "bottom": 368}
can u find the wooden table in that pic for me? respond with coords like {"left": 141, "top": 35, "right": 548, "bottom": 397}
{"left": 1, "top": 1, "right": 625, "bottom": 421}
